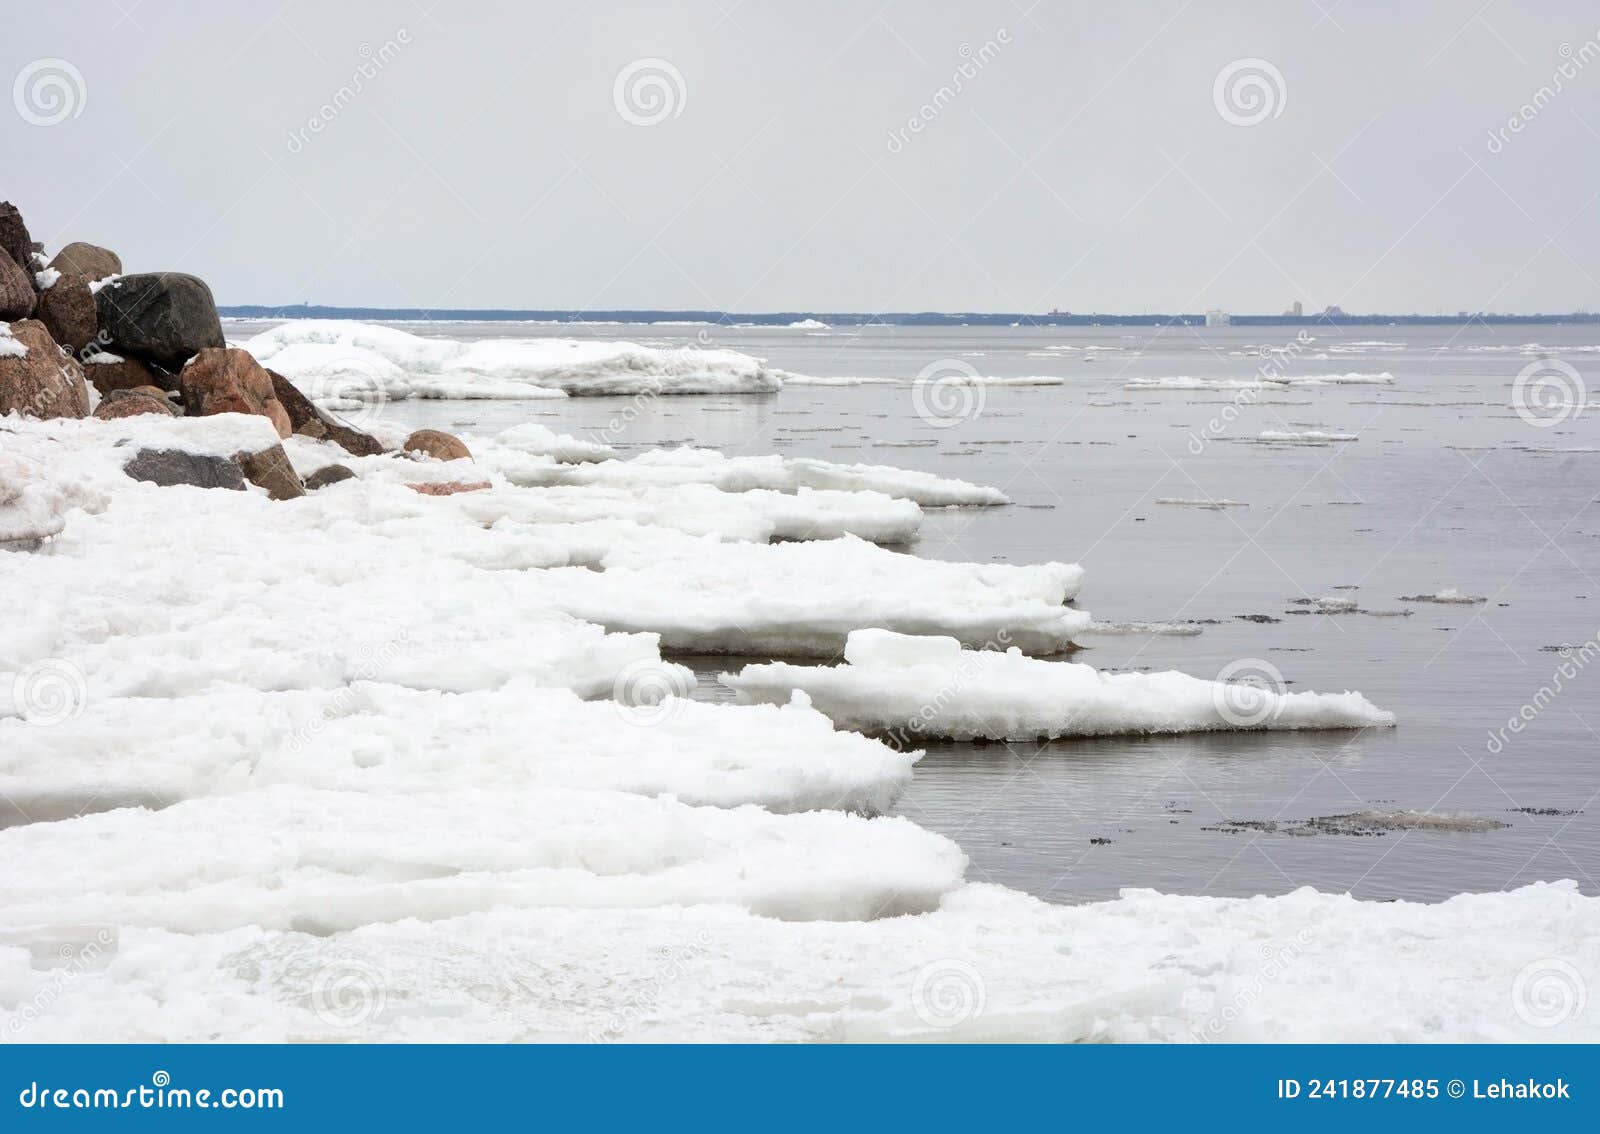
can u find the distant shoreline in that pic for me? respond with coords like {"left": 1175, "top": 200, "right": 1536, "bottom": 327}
{"left": 217, "top": 306, "right": 1600, "bottom": 328}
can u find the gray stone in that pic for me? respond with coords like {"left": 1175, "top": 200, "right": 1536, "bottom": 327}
{"left": 122, "top": 448, "right": 246, "bottom": 491}
{"left": 94, "top": 273, "right": 224, "bottom": 369}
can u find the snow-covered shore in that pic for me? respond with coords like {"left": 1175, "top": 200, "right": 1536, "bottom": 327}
{"left": 1, "top": 410, "right": 1595, "bottom": 1043}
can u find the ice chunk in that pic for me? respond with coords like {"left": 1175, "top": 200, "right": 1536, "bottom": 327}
{"left": 722, "top": 630, "right": 1394, "bottom": 741}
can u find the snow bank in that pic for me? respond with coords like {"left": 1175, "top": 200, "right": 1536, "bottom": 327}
{"left": 722, "top": 629, "right": 1393, "bottom": 740}
{"left": 244, "top": 320, "right": 782, "bottom": 399}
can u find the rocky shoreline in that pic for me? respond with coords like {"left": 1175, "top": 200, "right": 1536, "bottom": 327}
{"left": 1, "top": 200, "right": 471, "bottom": 505}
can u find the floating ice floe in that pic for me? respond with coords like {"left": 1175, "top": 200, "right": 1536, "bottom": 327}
{"left": 782, "top": 374, "right": 1063, "bottom": 387}
{"left": 1399, "top": 588, "right": 1487, "bottom": 604}
{"left": 1252, "top": 430, "right": 1359, "bottom": 445}
{"left": 1125, "top": 373, "right": 1393, "bottom": 391}
{"left": 1155, "top": 497, "right": 1247, "bottom": 509}
{"left": 721, "top": 629, "right": 1394, "bottom": 741}
{"left": 489, "top": 445, "right": 1010, "bottom": 507}
{"left": 244, "top": 320, "right": 783, "bottom": 400}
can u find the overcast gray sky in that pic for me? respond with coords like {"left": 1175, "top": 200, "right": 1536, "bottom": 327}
{"left": 5, "top": 1, "right": 1598, "bottom": 313}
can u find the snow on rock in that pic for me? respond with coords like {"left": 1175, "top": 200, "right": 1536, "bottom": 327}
{"left": 244, "top": 320, "right": 782, "bottom": 399}
{"left": 721, "top": 629, "right": 1394, "bottom": 741}
{"left": 0, "top": 324, "right": 29, "bottom": 359}
{"left": 495, "top": 445, "right": 1010, "bottom": 507}
{"left": 542, "top": 537, "right": 1088, "bottom": 656}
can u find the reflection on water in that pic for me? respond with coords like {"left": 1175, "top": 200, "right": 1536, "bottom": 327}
{"left": 282, "top": 319, "right": 1600, "bottom": 904}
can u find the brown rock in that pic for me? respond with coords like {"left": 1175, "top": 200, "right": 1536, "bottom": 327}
{"left": 406, "top": 480, "right": 492, "bottom": 496}
{"left": 267, "top": 370, "right": 384, "bottom": 457}
{"left": 304, "top": 463, "right": 357, "bottom": 490}
{"left": 93, "top": 387, "right": 179, "bottom": 419}
{"left": 0, "top": 320, "right": 90, "bottom": 419}
{"left": 179, "top": 347, "right": 292, "bottom": 438}
{"left": 0, "top": 254, "right": 35, "bottom": 320}
{"left": 48, "top": 242, "right": 122, "bottom": 283}
{"left": 36, "top": 274, "right": 98, "bottom": 353}
{"left": 233, "top": 444, "right": 305, "bottom": 500}
{"left": 0, "top": 203, "right": 33, "bottom": 273}
{"left": 83, "top": 353, "right": 169, "bottom": 396}
{"left": 403, "top": 429, "right": 471, "bottom": 462}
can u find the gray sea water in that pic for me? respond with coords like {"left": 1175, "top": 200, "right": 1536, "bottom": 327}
{"left": 239, "top": 319, "right": 1600, "bottom": 904}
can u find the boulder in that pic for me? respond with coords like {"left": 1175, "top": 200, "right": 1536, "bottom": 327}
{"left": 179, "top": 348, "right": 292, "bottom": 437}
{"left": 304, "top": 463, "right": 357, "bottom": 490}
{"left": 47, "top": 242, "right": 121, "bottom": 283}
{"left": 0, "top": 253, "right": 35, "bottom": 320}
{"left": 267, "top": 369, "right": 384, "bottom": 456}
{"left": 123, "top": 448, "right": 246, "bottom": 491}
{"left": 0, "top": 203, "right": 33, "bottom": 273}
{"left": 93, "top": 387, "right": 179, "bottom": 419}
{"left": 35, "top": 273, "right": 98, "bottom": 353}
{"left": 94, "top": 273, "right": 223, "bottom": 369}
{"left": 234, "top": 444, "right": 305, "bottom": 500}
{"left": 0, "top": 320, "right": 91, "bottom": 419}
{"left": 83, "top": 352, "right": 169, "bottom": 396}
{"left": 403, "top": 429, "right": 471, "bottom": 461}
{"left": 406, "top": 480, "right": 491, "bottom": 496}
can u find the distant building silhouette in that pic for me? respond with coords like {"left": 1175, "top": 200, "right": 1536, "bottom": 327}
{"left": 1205, "top": 309, "right": 1231, "bottom": 326}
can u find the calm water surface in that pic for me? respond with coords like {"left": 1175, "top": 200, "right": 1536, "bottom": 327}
{"left": 232, "top": 320, "right": 1600, "bottom": 903}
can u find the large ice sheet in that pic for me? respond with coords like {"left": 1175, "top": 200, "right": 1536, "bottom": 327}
{"left": 494, "top": 446, "right": 1011, "bottom": 507}
{"left": 3, "top": 881, "right": 1592, "bottom": 1042}
{"left": 0, "top": 682, "right": 919, "bottom": 817}
{"left": 0, "top": 785, "right": 965, "bottom": 933}
{"left": 538, "top": 537, "right": 1088, "bottom": 656}
{"left": 244, "top": 321, "right": 782, "bottom": 398}
{"left": 721, "top": 629, "right": 1394, "bottom": 740}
